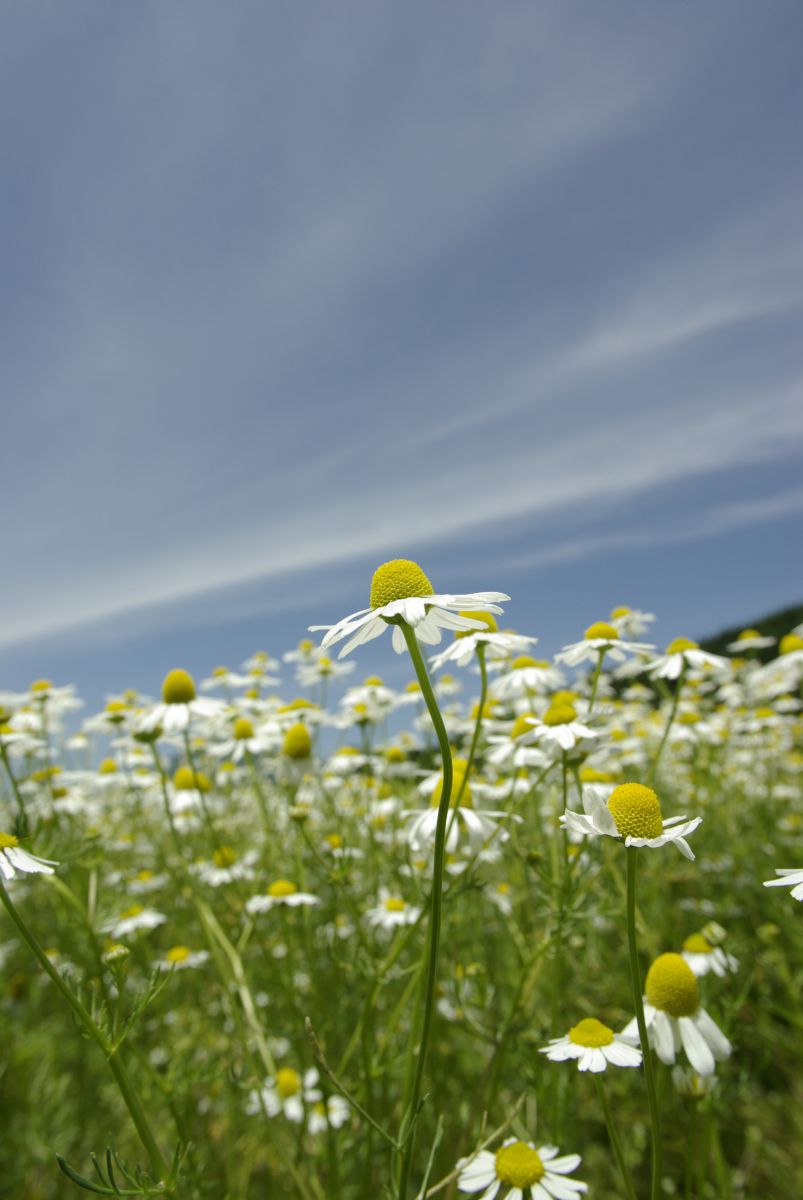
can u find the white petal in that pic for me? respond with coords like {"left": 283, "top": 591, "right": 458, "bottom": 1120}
{"left": 678, "top": 1017, "right": 715, "bottom": 1076}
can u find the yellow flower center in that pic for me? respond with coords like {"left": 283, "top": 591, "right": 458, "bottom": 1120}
{"left": 0, "top": 832, "right": 19, "bottom": 850}
{"left": 568, "top": 1017, "right": 615, "bottom": 1048}
{"left": 325, "top": 833, "right": 343, "bottom": 850}
{"left": 136, "top": 869, "right": 154, "bottom": 882}
{"left": 278, "top": 698, "right": 317, "bottom": 713}
{"left": 645, "top": 953, "right": 700, "bottom": 1017}
{"left": 678, "top": 711, "right": 700, "bottom": 725}
{"left": 384, "top": 897, "right": 406, "bottom": 912}
{"left": 430, "top": 771, "right": 471, "bottom": 807}
{"left": 99, "top": 758, "right": 118, "bottom": 775}
{"left": 233, "top": 717, "right": 254, "bottom": 740}
{"left": 120, "top": 904, "right": 144, "bottom": 919}
{"left": 511, "top": 655, "right": 540, "bottom": 670}
{"left": 30, "top": 679, "right": 53, "bottom": 693}
{"left": 584, "top": 621, "right": 619, "bottom": 641}
{"left": 105, "top": 700, "right": 128, "bottom": 715}
{"left": 298, "top": 639, "right": 314, "bottom": 653}
{"left": 607, "top": 782, "right": 663, "bottom": 839}
{"left": 166, "top": 945, "right": 191, "bottom": 963}
{"left": 268, "top": 879, "right": 298, "bottom": 898}
{"left": 406, "top": 681, "right": 421, "bottom": 693}
{"left": 682, "top": 933, "right": 713, "bottom": 955}
{"left": 542, "top": 701, "right": 577, "bottom": 726}
{"left": 666, "top": 638, "right": 698, "bottom": 654}
{"left": 738, "top": 629, "right": 761, "bottom": 641}
{"left": 283, "top": 723, "right": 312, "bottom": 759}
{"left": 610, "top": 606, "right": 631, "bottom": 619}
{"left": 510, "top": 713, "right": 535, "bottom": 740}
{"left": 494, "top": 1141, "right": 545, "bottom": 1188}
{"left": 754, "top": 706, "right": 775, "bottom": 719}
{"left": 780, "top": 633, "right": 803, "bottom": 655}
{"left": 161, "top": 669, "right": 196, "bottom": 705}
{"left": 455, "top": 610, "right": 498, "bottom": 638}
{"left": 385, "top": 746, "right": 406, "bottom": 763}
{"left": 173, "top": 765, "right": 211, "bottom": 792}
{"left": 212, "top": 666, "right": 228, "bottom": 677}
{"left": 369, "top": 559, "right": 434, "bottom": 609}
{"left": 276, "top": 1067, "right": 301, "bottom": 1098}
{"left": 579, "top": 767, "right": 614, "bottom": 783}
{"left": 213, "top": 846, "right": 237, "bottom": 868}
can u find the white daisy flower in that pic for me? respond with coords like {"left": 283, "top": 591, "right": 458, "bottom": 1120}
{"left": 555, "top": 621, "right": 654, "bottom": 667}
{"left": 539, "top": 1016, "right": 642, "bottom": 1072}
{"left": 525, "top": 700, "right": 597, "bottom": 753}
{"left": 560, "top": 782, "right": 701, "bottom": 860}
{"left": 296, "top": 655, "right": 355, "bottom": 687}
{"left": 404, "top": 799, "right": 509, "bottom": 855}
{"left": 307, "top": 1095, "right": 350, "bottom": 1133}
{"left": 763, "top": 868, "right": 803, "bottom": 902}
{"left": 246, "top": 1067, "right": 322, "bottom": 1122}
{"left": 490, "top": 657, "right": 566, "bottom": 701}
{"left": 365, "top": 890, "right": 421, "bottom": 930}
{"left": 105, "top": 905, "right": 167, "bottom": 939}
{"left": 310, "top": 558, "right": 508, "bottom": 659}
{"left": 0, "top": 832, "right": 58, "bottom": 881}
{"left": 245, "top": 880, "right": 321, "bottom": 914}
{"left": 646, "top": 639, "right": 730, "bottom": 681}
{"left": 155, "top": 945, "right": 210, "bottom": 971}
{"left": 620, "top": 953, "right": 731, "bottom": 1076}
{"left": 136, "top": 670, "right": 224, "bottom": 735}
{"left": 726, "top": 628, "right": 776, "bottom": 652}
{"left": 609, "top": 605, "right": 656, "bottom": 639}
{"left": 681, "top": 932, "right": 739, "bottom": 977}
{"left": 429, "top": 611, "right": 536, "bottom": 671}
{"left": 456, "top": 1136, "right": 587, "bottom": 1200}
{"left": 209, "top": 715, "right": 272, "bottom": 761}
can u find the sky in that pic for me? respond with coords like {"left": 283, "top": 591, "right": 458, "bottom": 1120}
{"left": 3, "top": 2, "right": 803, "bottom": 710}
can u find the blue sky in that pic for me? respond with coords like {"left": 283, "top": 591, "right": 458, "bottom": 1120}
{"left": 3, "top": 3, "right": 803, "bottom": 708}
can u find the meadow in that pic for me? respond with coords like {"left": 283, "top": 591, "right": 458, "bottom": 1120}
{"left": 1, "top": 559, "right": 801, "bottom": 1200}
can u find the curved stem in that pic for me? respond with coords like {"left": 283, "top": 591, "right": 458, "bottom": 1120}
{"left": 455, "top": 645, "right": 487, "bottom": 805}
{"left": 396, "top": 623, "right": 453, "bottom": 1199}
{"left": 650, "top": 669, "right": 685, "bottom": 784}
{"left": 626, "top": 848, "right": 662, "bottom": 1200}
{"left": 594, "top": 1074, "right": 637, "bottom": 1200}
{"left": 0, "top": 880, "right": 170, "bottom": 1184}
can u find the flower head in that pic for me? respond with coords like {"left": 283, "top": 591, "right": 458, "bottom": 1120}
{"left": 540, "top": 1016, "right": 642, "bottom": 1072}
{"left": 456, "top": 1136, "right": 587, "bottom": 1199}
{"left": 560, "top": 782, "right": 701, "bottom": 859}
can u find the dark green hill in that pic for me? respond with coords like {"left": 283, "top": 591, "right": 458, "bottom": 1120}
{"left": 699, "top": 602, "right": 803, "bottom": 663}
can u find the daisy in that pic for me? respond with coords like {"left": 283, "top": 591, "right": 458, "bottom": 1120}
{"left": 310, "top": 558, "right": 508, "bottom": 659}
{"left": 539, "top": 1016, "right": 642, "bottom": 1072}
{"left": 560, "top": 782, "right": 701, "bottom": 860}
{"left": 296, "top": 655, "right": 355, "bottom": 688}
{"left": 429, "top": 612, "right": 536, "bottom": 671}
{"left": 105, "top": 905, "right": 167, "bottom": 939}
{"left": 136, "top": 670, "right": 224, "bottom": 735}
{"left": 620, "top": 953, "right": 731, "bottom": 1076}
{"left": 525, "top": 701, "right": 597, "bottom": 753}
{"left": 490, "top": 657, "right": 565, "bottom": 701}
{"left": 681, "top": 932, "right": 738, "bottom": 977}
{"left": 763, "top": 868, "right": 803, "bottom": 901}
{"left": 210, "top": 715, "right": 271, "bottom": 761}
{"left": 456, "top": 1136, "right": 587, "bottom": 1200}
{"left": 609, "top": 605, "right": 656, "bottom": 639}
{"left": 555, "top": 622, "right": 654, "bottom": 667}
{"left": 0, "top": 832, "right": 58, "bottom": 881}
{"left": 246, "top": 1067, "right": 322, "bottom": 1122}
{"left": 307, "top": 1095, "right": 350, "bottom": 1133}
{"left": 404, "top": 795, "right": 509, "bottom": 855}
{"left": 366, "top": 890, "right": 421, "bottom": 930}
{"left": 245, "top": 880, "right": 321, "bottom": 914}
{"left": 646, "top": 639, "right": 729, "bottom": 681}
{"left": 155, "top": 945, "right": 210, "bottom": 971}
{"left": 726, "top": 629, "right": 776, "bottom": 652}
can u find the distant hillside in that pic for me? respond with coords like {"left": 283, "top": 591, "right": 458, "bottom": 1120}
{"left": 699, "top": 602, "right": 803, "bottom": 663}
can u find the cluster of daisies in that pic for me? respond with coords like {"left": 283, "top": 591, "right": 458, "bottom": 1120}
{"left": 0, "top": 560, "right": 800, "bottom": 1196}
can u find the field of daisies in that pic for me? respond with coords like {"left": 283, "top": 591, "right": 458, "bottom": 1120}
{"left": 1, "top": 559, "right": 802, "bottom": 1200}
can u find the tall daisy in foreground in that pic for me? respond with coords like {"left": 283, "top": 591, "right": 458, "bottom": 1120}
{"left": 560, "top": 782, "right": 701, "bottom": 860}
{"left": 620, "top": 953, "right": 732, "bottom": 1076}
{"left": 136, "top": 669, "right": 223, "bottom": 734}
{"left": 456, "top": 1137, "right": 587, "bottom": 1200}
{"left": 0, "top": 832, "right": 58, "bottom": 880}
{"left": 310, "top": 559, "right": 508, "bottom": 659}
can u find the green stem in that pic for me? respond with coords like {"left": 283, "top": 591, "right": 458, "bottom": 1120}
{"left": 0, "top": 741, "right": 29, "bottom": 834}
{"left": 587, "top": 649, "right": 605, "bottom": 713}
{"left": 454, "top": 645, "right": 487, "bottom": 805}
{"left": 650, "top": 669, "right": 685, "bottom": 784}
{"left": 396, "top": 622, "right": 453, "bottom": 1199}
{"left": 594, "top": 1075, "right": 637, "bottom": 1200}
{"left": 625, "top": 848, "right": 662, "bottom": 1200}
{"left": 0, "top": 880, "right": 170, "bottom": 1184}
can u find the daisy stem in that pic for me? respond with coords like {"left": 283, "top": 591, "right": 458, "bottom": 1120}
{"left": 0, "top": 741, "right": 28, "bottom": 835}
{"left": 650, "top": 669, "right": 685, "bottom": 784}
{"left": 454, "top": 644, "right": 487, "bottom": 806}
{"left": 396, "top": 622, "right": 454, "bottom": 1199}
{"left": 587, "top": 649, "right": 605, "bottom": 713}
{"left": 626, "top": 847, "right": 662, "bottom": 1200}
{"left": 594, "top": 1075, "right": 637, "bottom": 1200}
{"left": 0, "top": 880, "right": 171, "bottom": 1186}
